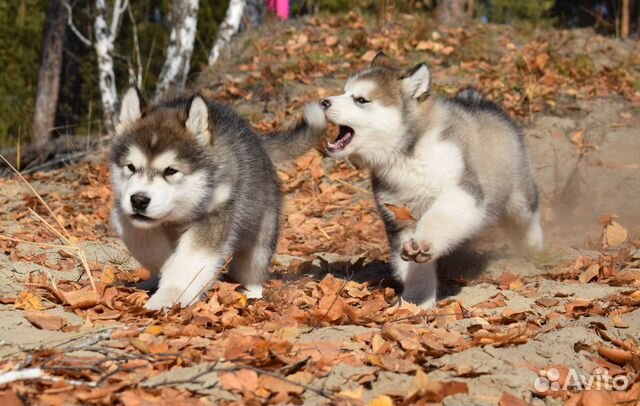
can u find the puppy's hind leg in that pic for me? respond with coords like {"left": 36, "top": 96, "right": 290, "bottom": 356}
{"left": 507, "top": 185, "right": 543, "bottom": 254}
{"left": 228, "top": 211, "right": 279, "bottom": 299}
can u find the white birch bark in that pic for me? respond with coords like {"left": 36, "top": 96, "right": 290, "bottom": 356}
{"left": 64, "top": 0, "right": 126, "bottom": 135}
{"left": 94, "top": 0, "right": 118, "bottom": 134}
{"left": 155, "top": 0, "right": 199, "bottom": 98}
{"left": 208, "top": 0, "right": 246, "bottom": 66}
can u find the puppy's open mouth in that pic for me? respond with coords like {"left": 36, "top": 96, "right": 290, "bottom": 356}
{"left": 131, "top": 213, "right": 154, "bottom": 222}
{"left": 327, "top": 125, "right": 354, "bottom": 152}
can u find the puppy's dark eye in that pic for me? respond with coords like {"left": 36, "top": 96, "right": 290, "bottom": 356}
{"left": 126, "top": 164, "right": 136, "bottom": 172}
{"left": 163, "top": 167, "right": 179, "bottom": 177}
{"left": 355, "top": 97, "right": 370, "bottom": 105}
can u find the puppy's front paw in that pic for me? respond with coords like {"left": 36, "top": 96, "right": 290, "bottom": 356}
{"left": 400, "top": 239, "right": 432, "bottom": 263}
{"left": 144, "top": 288, "right": 181, "bottom": 310}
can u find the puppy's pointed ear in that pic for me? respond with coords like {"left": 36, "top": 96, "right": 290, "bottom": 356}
{"left": 370, "top": 51, "right": 394, "bottom": 68}
{"left": 185, "top": 95, "right": 211, "bottom": 145}
{"left": 117, "top": 87, "right": 146, "bottom": 134}
{"left": 401, "top": 63, "right": 431, "bottom": 100}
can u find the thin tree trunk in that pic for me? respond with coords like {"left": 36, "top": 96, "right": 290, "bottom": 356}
{"left": 435, "top": 0, "right": 467, "bottom": 25}
{"left": 621, "top": 0, "right": 630, "bottom": 38}
{"left": 155, "top": 0, "right": 199, "bottom": 98}
{"left": 31, "top": 0, "right": 67, "bottom": 152}
{"left": 208, "top": 0, "right": 246, "bottom": 66}
{"left": 93, "top": 0, "right": 119, "bottom": 135}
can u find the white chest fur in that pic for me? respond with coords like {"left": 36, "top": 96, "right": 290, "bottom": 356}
{"left": 374, "top": 128, "right": 465, "bottom": 212}
{"left": 112, "top": 210, "right": 176, "bottom": 273}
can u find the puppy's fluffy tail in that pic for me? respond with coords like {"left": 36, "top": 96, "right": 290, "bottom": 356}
{"left": 261, "top": 103, "right": 326, "bottom": 163}
{"left": 455, "top": 87, "right": 485, "bottom": 105}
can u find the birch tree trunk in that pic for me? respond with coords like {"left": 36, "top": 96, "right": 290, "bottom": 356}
{"left": 93, "top": 0, "right": 129, "bottom": 135}
{"left": 208, "top": 0, "right": 246, "bottom": 66}
{"left": 64, "top": 0, "right": 127, "bottom": 135}
{"left": 93, "top": 0, "right": 120, "bottom": 135}
{"left": 155, "top": 0, "right": 199, "bottom": 98}
{"left": 31, "top": 0, "right": 67, "bottom": 152}
{"left": 435, "top": 0, "right": 468, "bottom": 25}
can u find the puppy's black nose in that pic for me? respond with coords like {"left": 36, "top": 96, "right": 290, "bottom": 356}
{"left": 320, "top": 99, "right": 331, "bottom": 109}
{"left": 130, "top": 193, "right": 150, "bottom": 212}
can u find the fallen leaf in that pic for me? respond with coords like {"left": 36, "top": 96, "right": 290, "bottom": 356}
{"left": 14, "top": 291, "right": 45, "bottom": 311}
{"left": 383, "top": 203, "right": 415, "bottom": 221}
{"left": 361, "top": 50, "right": 378, "bottom": 61}
{"left": 0, "top": 391, "right": 24, "bottom": 406}
{"left": 147, "top": 340, "right": 169, "bottom": 354}
{"left": 145, "top": 325, "right": 163, "bottom": 336}
{"left": 597, "top": 344, "right": 633, "bottom": 365}
{"left": 406, "top": 368, "right": 467, "bottom": 401}
{"left": 570, "top": 130, "right": 584, "bottom": 145}
{"left": 101, "top": 267, "right": 118, "bottom": 285}
{"left": 131, "top": 267, "right": 151, "bottom": 281}
{"left": 325, "top": 36, "right": 338, "bottom": 46}
{"left": 368, "top": 395, "right": 393, "bottom": 406}
{"left": 535, "top": 298, "right": 559, "bottom": 307}
{"left": 579, "top": 264, "right": 600, "bottom": 283}
{"left": 258, "top": 374, "right": 304, "bottom": 395}
{"left": 128, "top": 338, "right": 150, "bottom": 354}
{"left": 63, "top": 288, "right": 99, "bottom": 309}
{"left": 220, "top": 369, "right": 258, "bottom": 393}
{"left": 604, "top": 221, "right": 628, "bottom": 247}
{"left": 612, "top": 315, "right": 629, "bottom": 328}
{"left": 535, "top": 52, "right": 549, "bottom": 70}
{"left": 499, "top": 392, "right": 528, "bottom": 406}
{"left": 23, "top": 311, "right": 68, "bottom": 331}
{"left": 339, "top": 386, "right": 363, "bottom": 400}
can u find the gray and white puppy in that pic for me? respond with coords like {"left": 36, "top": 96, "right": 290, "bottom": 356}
{"left": 320, "top": 52, "right": 542, "bottom": 308}
{"left": 111, "top": 88, "right": 325, "bottom": 310}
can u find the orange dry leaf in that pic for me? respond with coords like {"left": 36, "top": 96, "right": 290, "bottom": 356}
{"left": 14, "top": 290, "right": 45, "bottom": 311}
{"left": 406, "top": 368, "right": 468, "bottom": 401}
{"left": 535, "top": 298, "right": 559, "bottom": 307}
{"left": 383, "top": 203, "right": 415, "bottom": 221}
{"left": 100, "top": 267, "right": 118, "bottom": 285}
{"left": 368, "top": 395, "right": 393, "bottom": 406}
{"left": 579, "top": 264, "right": 600, "bottom": 283}
{"left": 338, "top": 386, "right": 363, "bottom": 400}
{"left": 597, "top": 344, "right": 633, "bottom": 365}
{"left": 565, "top": 299, "right": 592, "bottom": 315}
{"left": 534, "top": 52, "right": 549, "bottom": 70}
{"left": 612, "top": 315, "right": 629, "bottom": 328}
{"left": 219, "top": 369, "right": 259, "bottom": 393}
{"left": 497, "top": 272, "right": 524, "bottom": 290}
{"left": 604, "top": 221, "right": 628, "bottom": 247}
{"left": 23, "top": 311, "right": 68, "bottom": 331}
{"left": 498, "top": 392, "right": 528, "bottom": 406}
{"left": 0, "top": 391, "right": 24, "bottom": 406}
{"left": 63, "top": 288, "right": 99, "bottom": 309}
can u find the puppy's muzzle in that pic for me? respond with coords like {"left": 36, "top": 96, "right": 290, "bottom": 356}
{"left": 131, "top": 193, "right": 151, "bottom": 212}
{"left": 320, "top": 99, "right": 331, "bottom": 110}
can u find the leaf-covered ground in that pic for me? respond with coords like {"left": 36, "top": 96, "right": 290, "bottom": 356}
{"left": 1, "top": 13, "right": 640, "bottom": 406}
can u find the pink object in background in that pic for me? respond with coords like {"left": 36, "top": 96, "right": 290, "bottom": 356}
{"left": 267, "top": 0, "right": 289, "bottom": 20}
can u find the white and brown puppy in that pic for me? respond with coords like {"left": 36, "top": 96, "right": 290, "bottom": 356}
{"left": 320, "top": 53, "right": 542, "bottom": 308}
{"left": 111, "top": 88, "right": 325, "bottom": 310}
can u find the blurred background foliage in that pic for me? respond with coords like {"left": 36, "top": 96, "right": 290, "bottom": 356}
{"left": 1, "top": 0, "right": 228, "bottom": 145}
{"left": 0, "top": 0, "right": 637, "bottom": 147}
